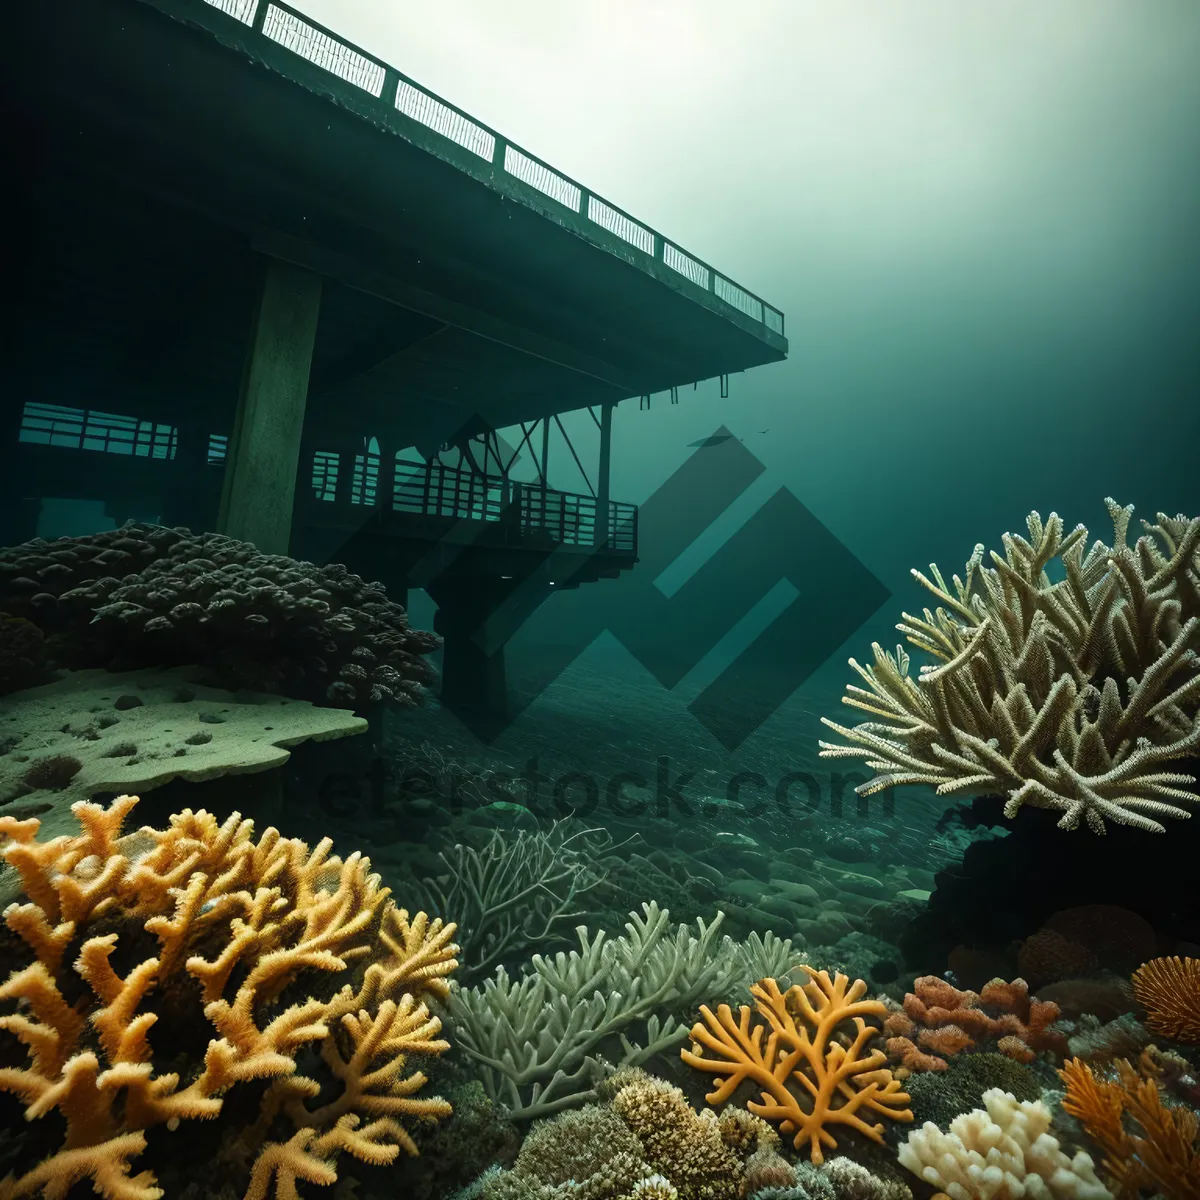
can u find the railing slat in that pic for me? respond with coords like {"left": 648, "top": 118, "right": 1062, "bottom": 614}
{"left": 377, "top": 459, "right": 635, "bottom": 554}
{"left": 196, "top": 0, "right": 783, "bottom": 336}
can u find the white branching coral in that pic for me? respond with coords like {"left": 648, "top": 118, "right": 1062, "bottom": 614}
{"left": 820, "top": 500, "right": 1200, "bottom": 833}
{"left": 897, "top": 1088, "right": 1111, "bottom": 1199}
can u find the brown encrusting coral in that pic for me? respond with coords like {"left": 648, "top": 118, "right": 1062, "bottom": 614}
{"left": 0, "top": 523, "right": 440, "bottom": 710}
{"left": 0, "top": 794, "right": 459, "bottom": 1199}
{"left": 819, "top": 501, "right": 1200, "bottom": 832}
{"left": 1061, "top": 1052, "right": 1200, "bottom": 1197}
{"left": 884, "top": 975, "right": 1068, "bottom": 1073}
{"left": 681, "top": 967, "right": 912, "bottom": 1164}
{"left": 1131, "top": 956, "right": 1200, "bottom": 1044}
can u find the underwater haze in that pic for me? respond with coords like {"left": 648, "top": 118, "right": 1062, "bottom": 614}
{"left": 302, "top": 0, "right": 1200, "bottom": 810}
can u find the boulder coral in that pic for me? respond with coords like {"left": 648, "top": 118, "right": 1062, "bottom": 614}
{"left": 472, "top": 1069, "right": 795, "bottom": 1200}
{"left": 0, "top": 524, "right": 440, "bottom": 709}
{"left": 0, "top": 794, "right": 459, "bottom": 1199}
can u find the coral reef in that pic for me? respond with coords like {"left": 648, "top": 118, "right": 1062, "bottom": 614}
{"left": 450, "top": 902, "right": 801, "bottom": 1120}
{"left": 405, "top": 1079, "right": 522, "bottom": 1200}
{"left": 413, "top": 823, "right": 624, "bottom": 986}
{"left": 898, "top": 1088, "right": 1112, "bottom": 1198}
{"left": 0, "top": 794, "right": 458, "bottom": 1198}
{"left": 1061, "top": 1054, "right": 1200, "bottom": 1197}
{"left": 681, "top": 968, "right": 912, "bottom": 1164}
{"left": 1066, "top": 1014, "right": 1153, "bottom": 1065}
{"left": 0, "top": 525, "right": 176, "bottom": 620}
{"left": 0, "top": 524, "right": 439, "bottom": 709}
{"left": 468, "top": 1069, "right": 798, "bottom": 1200}
{"left": 902, "top": 1052, "right": 1041, "bottom": 1129}
{"left": 1035, "top": 978, "right": 1137, "bottom": 1024}
{"left": 0, "top": 667, "right": 366, "bottom": 839}
{"left": 884, "top": 976, "right": 1066, "bottom": 1071}
{"left": 819, "top": 502, "right": 1200, "bottom": 832}
{"left": 0, "top": 615, "right": 47, "bottom": 696}
{"left": 1131, "top": 957, "right": 1200, "bottom": 1044}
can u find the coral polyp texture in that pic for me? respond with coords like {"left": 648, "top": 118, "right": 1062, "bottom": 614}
{"left": 1060, "top": 1054, "right": 1200, "bottom": 1198}
{"left": 0, "top": 523, "right": 440, "bottom": 710}
{"left": 884, "top": 976, "right": 1067, "bottom": 1073}
{"left": 1130, "top": 956, "right": 1200, "bottom": 1044}
{"left": 820, "top": 500, "right": 1200, "bottom": 832}
{"left": 0, "top": 794, "right": 459, "bottom": 1199}
{"left": 472, "top": 1067, "right": 816, "bottom": 1200}
{"left": 898, "top": 1087, "right": 1112, "bottom": 1199}
{"left": 681, "top": 966, "right": 912, "bottom": 1164}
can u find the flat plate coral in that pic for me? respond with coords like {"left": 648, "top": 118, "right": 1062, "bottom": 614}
{"left": 0, "top": 666, "right": 366, "bottom": 840}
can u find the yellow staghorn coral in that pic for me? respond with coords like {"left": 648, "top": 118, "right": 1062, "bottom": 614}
{"left": 819, "top": 501, "right": 1200, "bottom": 833}
{"left": 0, "top": 794, "right": 459, "bottom": 1200}
{"left": 1131, "top": 956, "right": 1200, "bottom": 1044}
{"left": 680, "top": 966, "right": 912, "bottom": 1164}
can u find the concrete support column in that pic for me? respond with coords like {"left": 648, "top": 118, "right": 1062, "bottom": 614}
{"left": 217, "top": 257, "right": 322, "bottom": 555}
{"left": 428, "top": 576, "right": 511, "bottom": 728}
{"left": 595, "top": 402, "right": 613, "bottom": 547}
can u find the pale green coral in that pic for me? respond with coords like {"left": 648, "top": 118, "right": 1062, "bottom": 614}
{"left": 450, "top": 902, "right": 803, "bottom": 1120}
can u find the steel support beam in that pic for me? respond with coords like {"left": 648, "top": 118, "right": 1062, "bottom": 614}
{"left": 596, "top": 402, "right": 613, "bottom": 546}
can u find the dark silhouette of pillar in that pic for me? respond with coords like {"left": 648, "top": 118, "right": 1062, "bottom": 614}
{"left": 429, "top": 577, "right": 510, "bottom": 723}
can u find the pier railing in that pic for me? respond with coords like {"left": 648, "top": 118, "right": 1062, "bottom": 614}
{"left": 390, "top": 459, "right": 637, "bottom": 554}
{"left": 191, "top": 0, "right": 784, "bottom": 340}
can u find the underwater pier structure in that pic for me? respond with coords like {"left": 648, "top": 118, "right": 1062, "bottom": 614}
{"left": 4, "top": 0, "right": 788, "bottom": 720}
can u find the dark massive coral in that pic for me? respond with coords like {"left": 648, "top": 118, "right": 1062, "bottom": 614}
{"left": 0, "top": 524, "right": 439, "bottom": 710}
{"left": 0, "top": 613, "right": 48, "bottom": 695}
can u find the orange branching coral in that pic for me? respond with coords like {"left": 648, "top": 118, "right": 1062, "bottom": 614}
{"left": 1061, "top": 1054, "right": 1200, "bottom": 1198}
{"left": 680, "top": 967, "right": 912, "bottom": 1164}
{"left": 885, "top": 975, "right": 1067, "bottom": 1070}
{"left": 0, "top": 795, "right": 459, "bottom": 1199}
{"left": 1132, "top": 957, "right": 1200, "bottom": 1044}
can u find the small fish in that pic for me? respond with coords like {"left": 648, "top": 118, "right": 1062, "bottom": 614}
{"left": 687, "top": 434, "right": 736, "bottom": 448}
